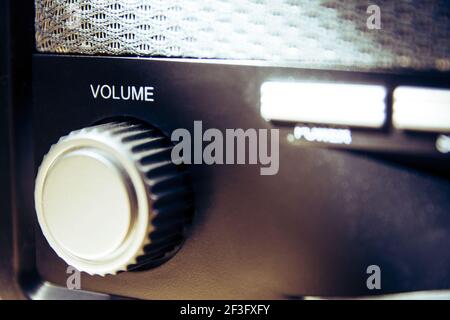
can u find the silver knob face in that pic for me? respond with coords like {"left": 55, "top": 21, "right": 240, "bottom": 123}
{"left": 41, "top": 148, "right": 136, "bottom": 261}
{"left": 35, "top": 122, "right": 193, "bottom": 276}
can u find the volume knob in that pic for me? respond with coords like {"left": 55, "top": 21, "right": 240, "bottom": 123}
{"left": 34, "top": 121, "right": 193, "bottom": 276}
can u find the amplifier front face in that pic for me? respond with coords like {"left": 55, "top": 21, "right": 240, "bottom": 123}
{"left": 30, "top": 55, "right": 450, "bottom": 299}
{"left": 2, "top": 0, "right": 450, "bottom": 300}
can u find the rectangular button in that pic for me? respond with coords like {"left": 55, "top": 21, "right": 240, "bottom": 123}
{"left": 393, "top": 86, "right": 450, "bottom": 132}
{"left": 260, "top": 81, "right": 387, "bottom": 128}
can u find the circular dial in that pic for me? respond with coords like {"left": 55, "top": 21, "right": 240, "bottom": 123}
{"left": 34, "top": 121, "right": 193, "bottom": 276}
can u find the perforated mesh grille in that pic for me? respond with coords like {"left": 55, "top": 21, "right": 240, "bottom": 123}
{"left": 35, "top": 0, "right": 450, "bottom": 71}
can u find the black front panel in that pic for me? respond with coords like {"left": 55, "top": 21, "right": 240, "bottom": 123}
{"left": 31, "top": 54, "right": 450, "bottom": 298}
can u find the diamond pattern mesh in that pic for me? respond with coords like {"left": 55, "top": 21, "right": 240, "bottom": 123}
{"left": 35, "top": 0, "right": 450, "bottom": 71}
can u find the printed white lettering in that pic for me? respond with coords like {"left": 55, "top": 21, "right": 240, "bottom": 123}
{"left": 90, "top": 84, "right": 154, "bottom": 102}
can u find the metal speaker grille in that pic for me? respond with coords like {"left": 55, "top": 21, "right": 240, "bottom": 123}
{"left": 35, "top": 0, "right": 450, "bottom": 71}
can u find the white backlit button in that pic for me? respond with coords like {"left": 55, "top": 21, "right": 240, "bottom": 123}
{"left": 260, "top": 81, "right": 387, "bottom": 128}
{"left": 393, "top": 86, "right": 450, "bottom": 133}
